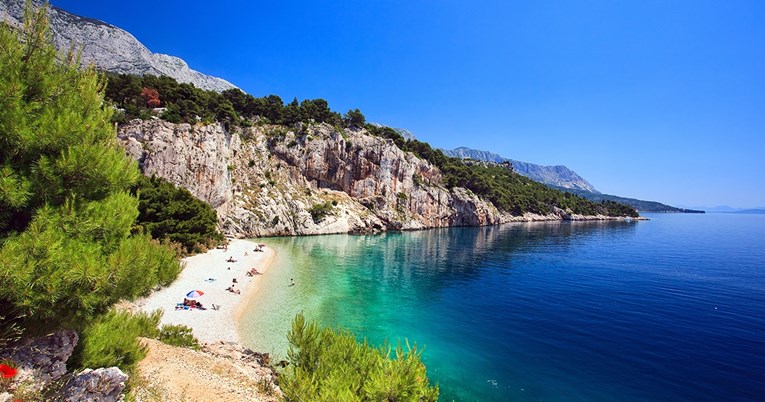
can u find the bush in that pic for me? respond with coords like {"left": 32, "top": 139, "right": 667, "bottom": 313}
{"left": 76, "top": 310, "right": 161, "bottom": 374}
{"left": 281, "top": 314, "right": 439, "bottom": 402}
{"left": 308, "top": 202, "right": 334, "bottom": 224}
{"left": 158, "top": 324, "right": 199, "bottom": 350}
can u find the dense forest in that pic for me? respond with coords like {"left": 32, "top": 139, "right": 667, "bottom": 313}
{"left": 104, "top": 74, "right": 638, "bottom": 218}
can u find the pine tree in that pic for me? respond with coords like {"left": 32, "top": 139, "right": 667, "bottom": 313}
{"left": 0, "top": 4, "right": 180, "bottom": 326}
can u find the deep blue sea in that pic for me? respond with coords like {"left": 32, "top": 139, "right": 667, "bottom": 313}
{"left": 241, "top": 213, "right": 765, "bottom": 401}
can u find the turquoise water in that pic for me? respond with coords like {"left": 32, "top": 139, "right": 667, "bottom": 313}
{"left": 240, "top": 213, "right": 765, "bottom": 401}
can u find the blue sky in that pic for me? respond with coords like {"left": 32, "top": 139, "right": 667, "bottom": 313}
{"left": 53, "top": 1, "right": 764, "bottom": 208}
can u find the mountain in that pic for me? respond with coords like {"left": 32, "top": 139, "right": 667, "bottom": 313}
{"left": 0, "top": 0, "right": 236, "bottom": 92}
{"left": 549, "top": 187, "right": 705, "bottom": 213}
{"left": 733, "top": 209, "right": 765, "bottom": 215}
{"left": 442, "top": 147, "right": 600, "bottom": 193}
{"left": 369, "top": 123, "right": 417, "bottom": 141}
{"left": 441, "top": 147, "right": 705, "bottom": 213}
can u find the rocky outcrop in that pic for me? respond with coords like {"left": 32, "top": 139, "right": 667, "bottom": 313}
{"left": 60, "top": 368, "right": 128, "bottom": 402}
{"left": 0, "top": 0, "right": 236, "bottom": 92}
{"left": 0, "top": 330, "right": 78, "bottom": 393}
{"left": 118, "top": 120, "right": 528, "bottom": 237}
{"left": 118, "top": 120, "right": 640, "bottom": 237}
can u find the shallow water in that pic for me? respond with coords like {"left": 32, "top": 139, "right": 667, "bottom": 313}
{"left": 240, "top": 213, "right": 765, "bottom": 401}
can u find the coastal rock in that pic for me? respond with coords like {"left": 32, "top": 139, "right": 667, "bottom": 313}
{"left": 59, "top": 367, "right": 128, "bottom": 402}
{"left": 119, "top": 120, "right": 639, "bottom": 237}
{"left": 118, "top": 120, "right": 523, "bottom": 237}
{"left": 0, "top": 330, "right": 78, "bottom": 391}
{"left": 0, "top": 0, "right": 235, "bottom": 92}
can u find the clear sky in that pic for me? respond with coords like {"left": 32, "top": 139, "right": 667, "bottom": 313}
{"left": 52, "top": 0, "right": 765, "bottom": 208}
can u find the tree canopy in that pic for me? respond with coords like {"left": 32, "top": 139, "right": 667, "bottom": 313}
{"left": 0, "top": 5, "right": 181, "bottom": 327}
{"left": 105, "top": 73, "right": 346, "bottom": 128}
{"left": 133, "top": 175, "right": 223, "bottom": 254}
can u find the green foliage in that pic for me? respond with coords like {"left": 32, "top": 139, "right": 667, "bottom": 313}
{"left": 0, "top": 6, "right": 137, "bottom": 233}
{"left": 308, "top": 201, "right": 334, "bottom": 224}
{"left": 158, "top": 324, "right": 200, "bottom": 350}
{"left": 132, "top": 175, "right": 223, "bottom": 254}
{"left": 281, "top": 313, "right": 439, "bottom": 402}
{"left": 0, "top": 5, "right": 182, "bottom": 327}
{"left": 344, "top": 108, "right": 366, "bottom": 128}
{"left": 104, "top": 74, "right": 343, "bottom": 128}
{"left": 76, "top": 309, "right": 161, "bottom": 374}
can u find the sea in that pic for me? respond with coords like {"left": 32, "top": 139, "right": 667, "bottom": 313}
{"left": 240, "top": 213, "right": 765, "bottom": 401}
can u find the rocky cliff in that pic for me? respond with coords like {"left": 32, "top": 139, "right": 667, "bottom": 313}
{"left": 118, "top": 120, "right": 632, "bottom": 238}
{"left": 442, "top": 146, "right": 600, "bottom": 193}
{"left": 0, "top": 0, "right": 236, "bottom": 92}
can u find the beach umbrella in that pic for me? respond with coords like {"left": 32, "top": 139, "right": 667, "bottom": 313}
{"left": 186, "top": 290, "right": 204, "bottom": 299}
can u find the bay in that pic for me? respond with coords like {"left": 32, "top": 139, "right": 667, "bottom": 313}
{"left": 240, "top": 213, "right": 765, "bottom": 401}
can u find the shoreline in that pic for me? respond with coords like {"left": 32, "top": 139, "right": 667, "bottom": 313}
{"left": 135, "top": 238, "right": 275, "bottom": 344}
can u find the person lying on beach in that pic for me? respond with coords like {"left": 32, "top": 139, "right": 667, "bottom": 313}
{"left": 226, "top": 256, "right": 238, "bottom": 263}
{"left": 225, "top": 286, "right": 241, "bottom": 295}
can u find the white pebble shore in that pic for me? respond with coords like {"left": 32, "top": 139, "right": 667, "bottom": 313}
{"left": 134, "top": 239, "right": 275, "bottom": 344}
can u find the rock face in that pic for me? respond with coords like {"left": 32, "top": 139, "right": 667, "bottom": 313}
{"left": 0, "top": 330, "right": 78, "bottom": 391}
{"left": 118, "top": 120, "right": 539, "bottom": 237}
{"left": 0, "top": 0, "right": 236, "bottom": 92}
{"left": 60, "top": 368, "right": 128, "bottom": 402}
{"left": 119, "top": 120, "right": 636, "bottom": 237}
{"left": 442, "top": 146, "right": 600, "bottom": 193}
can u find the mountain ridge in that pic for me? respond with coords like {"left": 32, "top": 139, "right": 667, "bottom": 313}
{"left": 0, "top": 0, "right": 236, "bottom": 92}
{"left": 442, "top": 146, "right": 600, "bottom": 193}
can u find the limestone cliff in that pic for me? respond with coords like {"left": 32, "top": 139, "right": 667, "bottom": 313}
{"left": 120, "top": 120, "right": 501, "bottom": 237}
{"left": 118, "top": 120, "right": 631, "bottom": 237}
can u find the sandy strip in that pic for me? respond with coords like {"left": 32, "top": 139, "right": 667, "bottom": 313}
{"left": 135, "top": 239, "right": 274, "bottom": 344}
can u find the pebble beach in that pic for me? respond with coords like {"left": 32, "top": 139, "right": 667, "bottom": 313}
{"left": 135, "top": 239, "right": 275, "bottom": 344}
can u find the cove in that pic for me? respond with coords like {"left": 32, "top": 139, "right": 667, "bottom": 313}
{"left": 240, "top": 214, "right": 765, "bottom": 401}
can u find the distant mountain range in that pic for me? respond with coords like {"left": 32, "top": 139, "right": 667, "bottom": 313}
{"left": 440, "top": 147, "right": 703, "bottom": 213}
{"left": 0, "top": 0, "right": 235, "bottom": 92}
{"left": 549, "top": 187, "right": 704, "bottom": 213}
{"left": 685, "top": 206, "right": 765, "bottom": 214}
{"left": 441, "top": 147, "right": 599, "bottom": 193}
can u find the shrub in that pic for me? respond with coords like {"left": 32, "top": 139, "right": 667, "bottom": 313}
{"left": 76, "top": 310, "right": 161, "bottom": 374}
{"left": 281, "top": 314, "right": 439, "bottom": 401}
{"left": 308, "top": 202, "right": 334, "bottom": 224}
{"left": 158, "top": 324, "right": 199, "bottom": 350}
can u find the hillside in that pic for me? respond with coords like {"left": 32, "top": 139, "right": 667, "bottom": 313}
{"left": 442, "top": 146, "right": 600, "bottom": 193}
{"left": 551, "top": 186, "right": 705, "bottom": 213}
{"left": 0, "top": 0, "right": 235, "bottom": 92}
